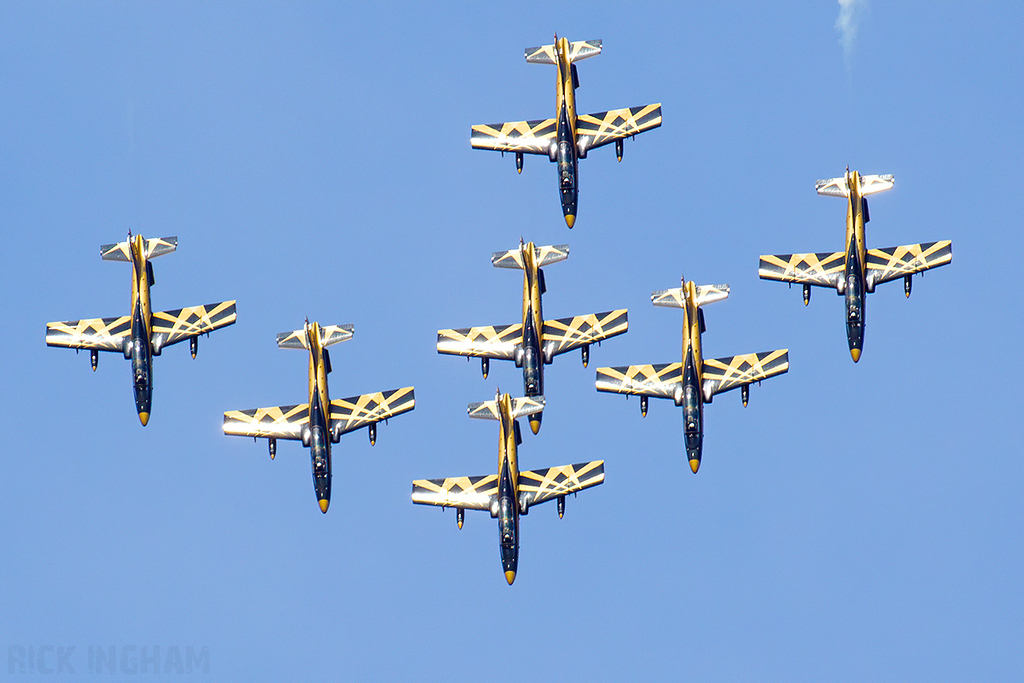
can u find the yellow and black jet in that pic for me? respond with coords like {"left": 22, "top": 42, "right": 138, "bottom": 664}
{"left": 412, "top": 391, "right": 604, "bottom": 585}
{"left": 46, "top": 233, "right": 236, "bottom": 426}
{"left": 759, "top": 169, "right": 953, "bottom": 362}
{"left": 596, "top": 278, "right": 789, "bottom": 473}
{"left": 470, "top": 35, "right": 662, "bottom": 228}
{"left": 437, "top": 240, "right": 628, "bottom": 434}
{"left": 222, "top": 320, "right": 414, "bottom": 514}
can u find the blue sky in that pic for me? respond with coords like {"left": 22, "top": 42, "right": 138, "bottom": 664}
{"left": 2, "top": 2, "right": 1021, "bottom": 680}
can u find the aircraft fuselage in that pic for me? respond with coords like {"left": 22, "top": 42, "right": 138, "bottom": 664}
{"left": 678, "top": 280, "right": 706, "bottom": 472}
{"left": 554, "top": 36, "right": 580, "bottom": 227}
{"left": 518, "top": 246, "right": 546, "bottom": 433}
{"left": 495, "top": 393, "right": 521, "bottom": 584}
{"left": 843, "top": 170, "right": 868, "bottom": 361}
{"left": 305, "top": 322, "right": 334, "bottom": 512}
{"left": 127, "top": 235, "right": 155, "bottom": 425}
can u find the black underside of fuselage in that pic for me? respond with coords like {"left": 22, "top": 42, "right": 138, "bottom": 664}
{"left": 130, "top": 304, "right": 152, "bottom": 419}
{"left": 845, "top": 245, "right": 865, "bottom": 356}
{"left": 497, "top": 460, "right": 519, "bottom": 580}
{"left": 682, "top": 353, "right": 703, "bottom": 465}
{"left": 309, "top": 393, "right": 332, "bottom": 510}
{"left": 556, "top": 106, "right": 578, "bottom": 223}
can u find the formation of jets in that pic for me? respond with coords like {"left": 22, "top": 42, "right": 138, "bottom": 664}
{"left": 45, "top": 37, "right": 952, "bottom": 584}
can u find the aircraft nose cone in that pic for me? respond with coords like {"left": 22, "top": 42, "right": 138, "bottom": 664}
{"left": 850, "top": 347, "right": 861, "bottom": 363}
{"left": 689, "top": 458, "right": 701, "bottom": 474}
{"left": 504, "top": 570, "right": 516, "bottom": 585}
{"left": 564, "top": 214, "right": 575, "bottom": 229}
{"left": 138, "top": 412, "right": 150, "bottom": 427}
{"left": 318, "top": 498, "right": 330, "bottom": 514}
{"left": 529, "top": 418, "right": 541, "bottom": 435}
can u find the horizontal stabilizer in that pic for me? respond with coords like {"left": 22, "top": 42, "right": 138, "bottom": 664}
{"left": 277, "top": 324, "right": 353, "bottom": 350}
{"left": 100, "top": 235, "right": 177, "bottom": 262}
{"left": 524, "top": 39, "right": 602, "bottom": 64}
{"left": 651, "top": 284, "right": 729, "bottom": 308}
{"left": 815, "top": 173, "right": 894, "bottom": 198}
{"left": 467, "top": 395, "right": 545, "bottom": 421}
{"left": 492, "top": 244, "right": 569, "bottom": 269}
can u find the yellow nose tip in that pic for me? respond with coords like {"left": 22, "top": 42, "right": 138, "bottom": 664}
{"left": 138, "top": 412, "right": 150, "bottom": 426}
{"left": 504, "top": 570, "right": 516, "bottom": 585}
{"left": 564, "top": 214, "right": 575, "bottom": 228}
{"left": 689, "top": 458, "right": 700, "bottom": 474}
{"left": 318, "top": 499, "right": 329, "bottom": 514}
{"left": 850, "top": 348, "right": 861, "bottom": 363}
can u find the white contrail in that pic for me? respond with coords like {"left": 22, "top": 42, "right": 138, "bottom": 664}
{"left": 836, "top": 0, "right": 867, "bottom": 63}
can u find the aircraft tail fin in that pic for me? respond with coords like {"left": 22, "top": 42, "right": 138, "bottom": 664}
{"left": 100, "top": 236, "right": 178, "bottom": 262}
{"left": 277, "top": 324, "right": 354, "bottom": 350}
{"left": 492, "top": 244, "right": 569, "bottom": 270}
{"left": 525, "top": 39, "right": 602, "bottom": 65}
{"left": 468, "top": 395, "right": 545, "bottom": 421}
{"left": 816, "top": 173, "right": 894, "bottom": 198}
{"left": 651, "top": 283, "right": 729, "bottom": 308}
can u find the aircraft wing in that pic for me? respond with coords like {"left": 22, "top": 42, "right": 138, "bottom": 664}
{"left": 411, "top": 474, "right": 498, "bottom": 511}
{"left": 436, "top": 323, "right": 522, "bottom": 360}
{"left": 223, "top": 404, "right": 308, "bottom": 440}
{"left": 595, "top": 363, "right": 682, "bottom": 399}
{"left": 541, "top": 309, "right": 628, "bottom": 357}
{"left": 866, "top": 241, "right": 952, "bottom": 285}
{"left": 701, "top": 350, "right": 789, "bottom": 401}
{"left": 758, "top": 252, "right": 846, "bottom": 288}
{"left": 45, "top": 316, "right": 130, "bottom": 351}
{"left": 151, "top": 301, "right": 237, "bottom": 347}
{"left": 471, "top": 119, "right": 557, "bottom": 155}
{"left": 329, "top": 387, "right": 415, "bottom": 436}
{"left": 576, "top": 104, "right": 663, "bottom": 153}
{"left": 518, "top": 461, "right": 605, "bottom": 509}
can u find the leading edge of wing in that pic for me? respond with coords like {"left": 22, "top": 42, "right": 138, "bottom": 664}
{"left": 151, "top": 301, "right": 237, "bottom": 347}
{"left": 223, "top": 404, "right": 308, "bottom": 440}
{"left": 329, "top": 387, "right": 415, "bottom": 436}
{"left": 45, "top": 316, "right": 131, "bottom": 351}
{"left": 758, "top": 252, "right": 845, "bottom": 287}
{"left": 701, "top": 350, "right": 789, "bottom": 401}
{"left": 542, "top": 309, "right": 628, "bottom": 357}
{"left": 471, "top": 119, "right": 556, "bottom": 155}
{"left": 411, "top": 474, "right": 498, "bottom": 510}
{"left": 576, "top": 104, "right": 662, "bottom": 152}
{"left": 437, "top": 323, "right": 522, "bottom": 360}
{"left": 595, "top": 363, "right": 682, "bottom": 399}
{"left": 518, "top": 461, "right": 605, "bottom": 508}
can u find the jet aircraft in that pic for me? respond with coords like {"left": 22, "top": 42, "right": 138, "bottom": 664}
{"left": 411, "top": 391, "right": 604, "bottom": 585}
{"left": 470, "top": 35, "right": 662, "bottom": 227}
{"left": 759, "top": 169, "right": 953, "bottom": 361}
{"left": 46, "top": 233, "right": 236, "bottom": 426}
{"left": 595, "top": 278, "right": 789, "bottom": 473}
{"left": 436, "top": 240, "right": 628, "bottom": 434}
{"left": 222, "top": 320, "right": 415, "bottom": 513}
